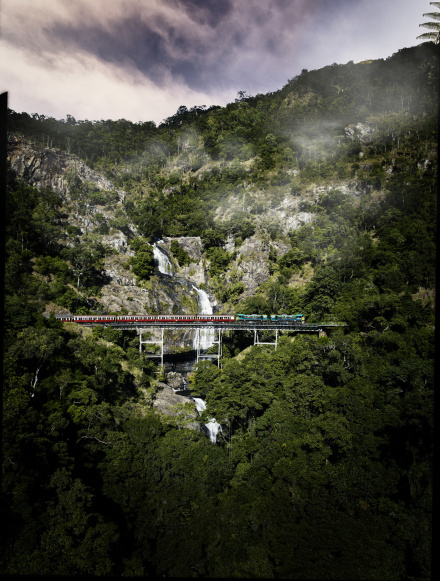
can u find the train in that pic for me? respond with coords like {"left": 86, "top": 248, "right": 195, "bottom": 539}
{"left": 52, "top": 313, "right": 305, "bottom": 324}
{"left": 271, "top": 314, "right": 305, "bottom": 323}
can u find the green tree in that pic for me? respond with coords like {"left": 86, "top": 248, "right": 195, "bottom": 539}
{"left": 128, "top": 244, "right": 155, "bottom": 281}
{"left": 170, "top": 240, "right": 192, "bottom": 266}
{"left": 8, "top": 327, "right": 64, "bottom": 396}
{"left": 26, "top": 469, "right": 118, "bottom": 575}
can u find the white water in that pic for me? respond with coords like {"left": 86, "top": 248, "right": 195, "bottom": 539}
{"left": 153, "top": 245, "right": 216, "bottom": 356}
{"left": 193, "top": 397, "right": 221, "bottom": 444}
{"left": 153, "top": 242, "right": 173, "bottom": 276}
{"left": 192, "top": 285, "right": 215, "bottom": 350}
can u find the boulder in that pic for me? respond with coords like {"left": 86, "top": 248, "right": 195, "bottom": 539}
{"left": 166, "top": 372, "right": 185, "bottom": 390}
{"left": 152, "top": 384, "right": 199, "bottom": 430}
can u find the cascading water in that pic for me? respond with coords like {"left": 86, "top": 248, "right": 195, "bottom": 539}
{"left": 193, "top": 397, "right": 221, "bottom": 443}
{"left": 192, "top": 285, "right": 215, "bottom": 350}
{"left": 152, "top": 243, "right": 216, "bottom": 370}
{"left": 153, "top": 242, "right": 173, "bottom": 276}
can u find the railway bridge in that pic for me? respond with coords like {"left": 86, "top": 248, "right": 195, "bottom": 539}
{"left": 84, "top": 320, "right": 347, "bottom": 368}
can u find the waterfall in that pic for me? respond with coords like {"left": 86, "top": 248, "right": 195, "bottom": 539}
{"left": 193, "top": 397, "right": 221, "bottom": 444}
{"left": 152, "top": 244, "right": 216, "bottom": 361}
{"left": 153, "top": 242, "right": 173, "bottom": 276}
{"left": 192, "top": 285, "right": 215, "bottom": 350}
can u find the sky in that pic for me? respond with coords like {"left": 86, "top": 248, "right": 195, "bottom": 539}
{"left": 0, "top": 0, "right": 431, "bottom": 125}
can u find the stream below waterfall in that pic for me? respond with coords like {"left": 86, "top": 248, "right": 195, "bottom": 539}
{"left": 193, "top": 397, "right": 221, "bottom": 444}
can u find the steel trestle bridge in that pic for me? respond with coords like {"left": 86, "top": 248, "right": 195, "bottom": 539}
{"left": 80, "top": 321, "right": 347, "bottom": 368}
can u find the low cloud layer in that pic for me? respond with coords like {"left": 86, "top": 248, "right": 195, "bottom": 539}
{"left": 0, "top": 0, "right": 426, "bottom": 123}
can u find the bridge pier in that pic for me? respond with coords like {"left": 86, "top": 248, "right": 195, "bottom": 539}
{"left": 254, "top": 328, "right": 278, "bottom": 350}
{"left": 114, "top": 322, "right": 343, "bottom": 372}
{"left": 139, "top": 328, "right": 164, "bottom": 368}
{"left": 196, "top": 328, "right": 223, "bottom": 368}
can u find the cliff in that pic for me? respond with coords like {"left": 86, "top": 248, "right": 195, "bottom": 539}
{"left": 8, "top": 134, "right": 123, "bottom": 201}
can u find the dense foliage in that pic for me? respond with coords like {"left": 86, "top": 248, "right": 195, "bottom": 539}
{"left": 2, "top": 43, "right": 435, "bottom": 578}
{"left": 8, "top": 44, "right": 438, "bottom": 245}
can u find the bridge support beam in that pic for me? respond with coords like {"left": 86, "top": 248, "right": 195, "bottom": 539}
{"left": 139, "top": 328, "right": 164, "bottom": 369}
{"left": 254, "top": 328, "right": 278, "bottom": 350}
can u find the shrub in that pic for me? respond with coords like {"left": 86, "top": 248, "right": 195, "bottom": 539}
{"left": 170, "top": 240, "right": 193, "bottom": 267}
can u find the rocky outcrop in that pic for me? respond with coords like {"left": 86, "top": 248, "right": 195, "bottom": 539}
{"left": 152, "top": 384, "right": 199, "bottom": 430}
{"left": 99, "top": 256, "right": 199, "bottom": 315}
{"left": 267, "top": 194, "right": 315, "bottom": 232}
{"left": 313, "top": 180, "right": 373, "bottom": 199}
{"left": 161, "top": 237, "right": 208, "bottom": 287}
{"left": 8, "top": 134, "right": 123, "bottom": 201}
{"left": 227, "top": 235, "right": 272, "bottom": 296}
{"left": 166, "top": 372, "right": 186, "bottom": 390}
{"left": 153, "top": 384, "right": 193, "bottom": 414}
{"left": 344, "top": 122, "right": 376, "bottom": 144}
{"left": 165, "top": 237, "right": 204, "bottom": 261}
{"left": 101, "top": 230, "right": 133, "bottom": 253}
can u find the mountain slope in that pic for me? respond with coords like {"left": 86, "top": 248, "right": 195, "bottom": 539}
{"left": 2, "top": 43, "right": 435, "bottom": 578}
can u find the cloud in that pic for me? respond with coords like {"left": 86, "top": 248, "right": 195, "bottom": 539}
{"left": 0, "top": 0, "right": 426, "bottom": 123}
{"left": 3, "top": 0, "right": 311, "bottom": 91}
{"left": 0, "top": 41, "right": 230, "bottom": 123}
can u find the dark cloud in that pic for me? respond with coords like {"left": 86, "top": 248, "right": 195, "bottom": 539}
{"left": 39, "top": 0, "right": 313, "bottom": 93}
{"left": 163, "top": 0, "right": 234, "bottom": 28}
{"left": 1, "top": 0, "right": 425, "bottom": 123}
{"left": 43, "top": 18, "right": 170, "bottom": 84}
{"left": 43, "top": 18, "right": 230, "bottom": 91}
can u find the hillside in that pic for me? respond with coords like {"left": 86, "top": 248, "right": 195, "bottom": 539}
{"left": 2, "top": 43, "right": 436, "bottom": 578}
{"left": 7, "top": 44, "right": 437, "bottom": 316}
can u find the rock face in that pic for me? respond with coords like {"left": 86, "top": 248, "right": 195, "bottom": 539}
{"left": 8, "top": 134, "right": 137, "bottom": 244}
{"left": 234, "top": 236, "right": 271, "bottom": 294}
{"left": 165, "top": 237, "right": 203, "bottom": 261}
{"left": 220, "top": 233, "right": 290, "bottom": 297}
{"left": 313, "top": 180, "right": 372, "bottom": 199}
{"left": 344, "top": 122, "right": 376, "bottom": 144}
{"left": 162, "top": 237, "right": 208, "bottom": 288}
{"left": 166, "top": 372, "right": 186, "bottom": 390}
{"left": 101, "top": 231, "right": 133, "bottom": 253}
{"left": 100, "top": 269, "right": 199, "bottom": 316}
{"left": 7, "top": 136, "right": 205, "bottom": 318}
{"left": 8, "top": 135, "right": 123, "bottom": 201}
{"left": 152, "top": 384, "right": 199, "bottom": 430}
{"left": 153, "top": 384, "right": 193, "bottom": 414}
